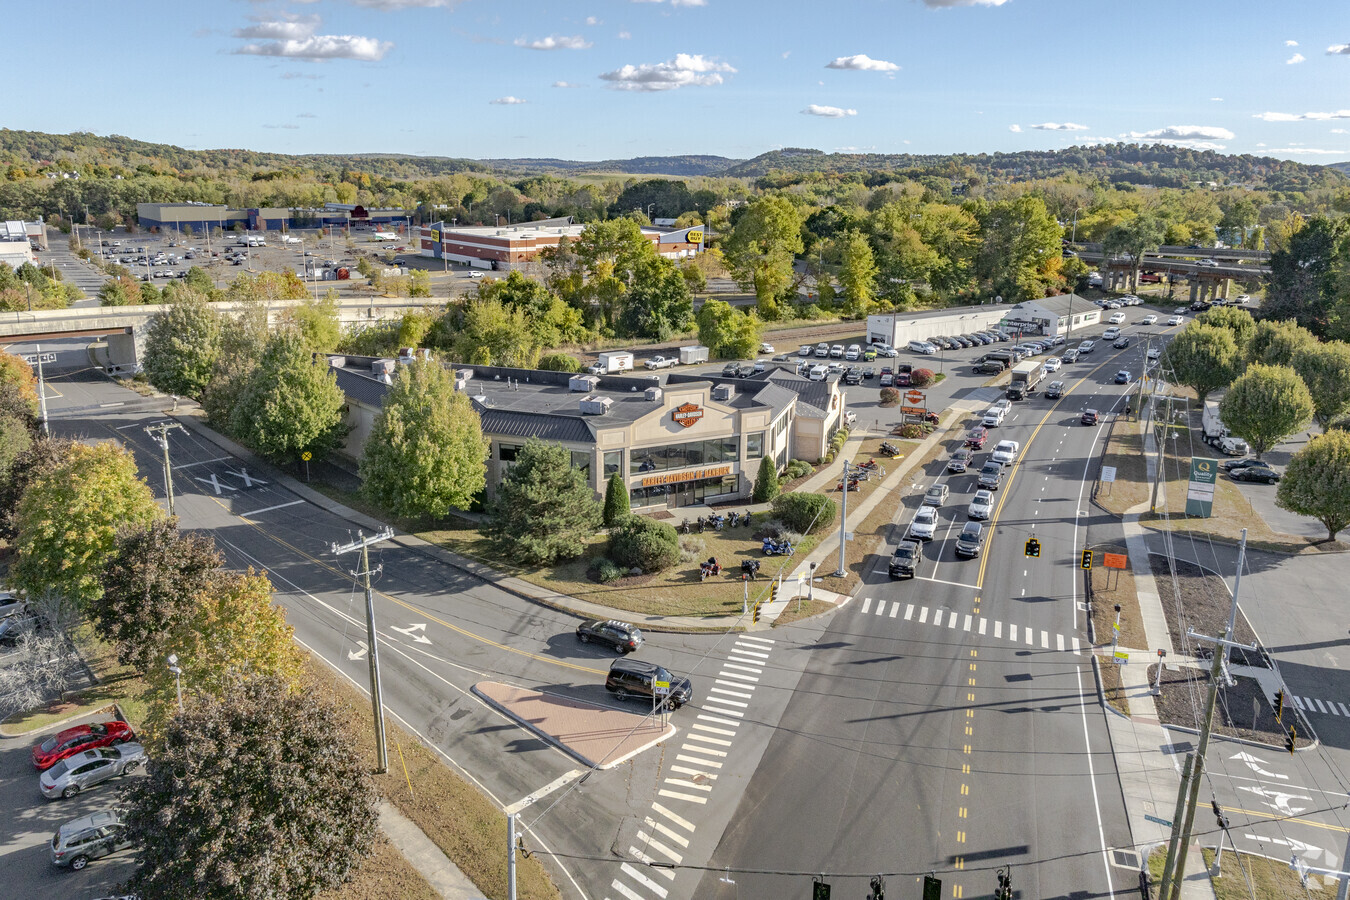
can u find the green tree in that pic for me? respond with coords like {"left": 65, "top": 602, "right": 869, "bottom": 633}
{"left": 696, "top": 299, "right": 762, "bottom": 359}
{"left": 618, "top": 255, "right": 694, "bottom": 340}
{"left": 1292, "top": 342, "right": 1350, "bottom": 431}
{"left": 451, "top": 296, "right": 540, "bottom": 368}
{"left": 537, "top": 352, "right": 582, "bottom": 372}
{"left": 0, "top": 350, "right": 39, "bottom": 417}
{"left": 0, "top": 436, "right": 70, "bottom": 540}
{"left": 1197, "top": 305, "right": 1256, "bottom": 351}
{"left": 1161, "top": 324, "right": 1242, "bottom": 405}
{"left": 409, "top": 268, "right": 432, "bottom": 298}
{"left": 602, "top": 471, "right": 630, "bottom": 527}
{"left": 723, "top": 195, "right": 804, "bottom": 319}
{"left": 837, "top": 230, "right": 878, "bottom": 317}
{"left": 484, "top": 438, "right": 601, "bottom": 565}
{"left": 230, "top": 330, "right": 348, "bottom": 464}
{"left": 202, "top": 305, "right": 268, "bottom": 432}
{"left": 1265, "top": 214, "right": 1349, "bottom": 336}
{"left": 771, "top": 491, "right": 835, "bottom": 533}
{"left": 1103, "top": 215, "right": 1166, "bottom": 293}
{"left": 143, "top": 295, "right": 225, "bottom": 398}
{"left": 123, "top": 674, "right": 378, "bottom": 900}
{"left": 752, "top": 456, "right": 780, "bottom": 503}
{"left": 359, "top": 360, "right": 487, "bottom": 519}
{"left": 973, "top": 195, "right": 1064, "bottom": 301}
{"left": 283, "top": 291, "right": 341, "bottom": 352}
{"left": 0, "top": 414, "right": 33, "bottom": 487}
{"left": 607, "top": 515, "right": 679, "bottom": 573}
{"left": 1247, "top": 319, "right": 1317, "bottom": 367}
{"left": 1276, "top": 431, "right": 1350, "bottom": 541}
{"left": 1219, "top": 364, "right": 1314, "bottom": 458}
{"left": 91, "top": 521, "right": 222, "bottom": 673}
{"left": 12, "top": 441, "right": 161, "bottom": 607}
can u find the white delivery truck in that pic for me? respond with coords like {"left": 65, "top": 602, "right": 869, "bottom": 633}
{"left": 587, "top": 351, "right": 635, "bottom": 375}
{"left": 1006, "top": 359, "right": 1045, "bottom": 400}
{"left": 1202, "top": 399, "right": 1250, "bottom": 456}
{"left": 679, "top": 345, "right": 710, "bottom": 365}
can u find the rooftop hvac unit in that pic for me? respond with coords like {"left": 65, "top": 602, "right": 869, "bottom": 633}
{"left": 328, "top": 356, "right": 347, "bottom": 368}
{"left": 645, "top": 387, "right": 663, "bottom": 402}
{"left": 579, "top": 395, "right": 612, "bottom": 416}
{"left": 569, "top": 374, "right": 600, "bottom": 392}
{"left": 371, "top": 359, "right": 395, "bottom": 376}
{"left": 712, "top": 384, "right": 735, "bottom": 401}
{"left": 455, "top": 368, "right": 473, "bottom": 383}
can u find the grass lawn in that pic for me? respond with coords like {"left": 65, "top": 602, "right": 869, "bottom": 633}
{"left": 1201, "top": 849, "right": 1316, "bottom": 900}
{"left": 1, "top": 624, "right": 149, "bottom": 736}
{"left": 1086, "top": 543, "right": 1147, "bottom": 716}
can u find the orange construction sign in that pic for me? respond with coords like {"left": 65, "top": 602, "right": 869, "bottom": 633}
{"left": 1103, "top": 552, "right": 1128, "bottom": 570}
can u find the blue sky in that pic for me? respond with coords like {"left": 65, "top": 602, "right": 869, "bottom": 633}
{"left": 9, "top": 0, "right": 1350, "bottom": 163}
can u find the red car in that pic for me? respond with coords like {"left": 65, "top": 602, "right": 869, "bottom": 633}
{"left": 31, "top": 721, "right": 136, "bottom": 771}
{"left": 965, "top": 426, "right": 988, "bottom": 449}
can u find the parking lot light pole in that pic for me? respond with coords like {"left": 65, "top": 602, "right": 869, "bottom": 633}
{"left": 167, "top": 654, "right": 184, "bottom": 714}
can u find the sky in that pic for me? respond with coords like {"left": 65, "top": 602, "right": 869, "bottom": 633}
{"left": 7, "top": 0, "right": 1350, "bottom": 163}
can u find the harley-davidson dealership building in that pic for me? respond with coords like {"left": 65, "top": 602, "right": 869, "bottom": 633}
{"left": 330, "top": 358, "right": 848, "bottom": 510}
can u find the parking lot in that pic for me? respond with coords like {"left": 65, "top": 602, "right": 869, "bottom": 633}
{"left": 0, "top": 709, "right": 140, "bottom": 898}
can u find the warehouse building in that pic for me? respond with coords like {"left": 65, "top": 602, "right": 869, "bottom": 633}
{"left": 418, "top": 217, "right": 705, "bottom": 269}
{"left": 866, "top": 294, "right": 1100, "bottom": 347}
{"left": 136, "top": 202, "right": 412, "bottom": 234}
{"left": 329, "top": 355, "right": 845, "bottom": 510}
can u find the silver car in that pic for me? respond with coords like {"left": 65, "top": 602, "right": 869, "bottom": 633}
{"left": 40, "top": 744, "right": 146, "bottom": 799}
{"left": 50, "top": 810, "right": 133, "bottom": 870}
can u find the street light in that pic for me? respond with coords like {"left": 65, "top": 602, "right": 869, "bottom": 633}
{"left": 167, "top": 653, "right": 184, "bottom": 714}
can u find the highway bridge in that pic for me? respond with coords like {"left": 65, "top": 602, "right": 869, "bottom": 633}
{"left": 1074, "top": 246, "right": 1269, "bottom": 302}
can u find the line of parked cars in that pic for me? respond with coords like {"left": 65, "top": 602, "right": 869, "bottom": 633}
{"left": 909, "top": 327, "right": 1022, "bottom": 356}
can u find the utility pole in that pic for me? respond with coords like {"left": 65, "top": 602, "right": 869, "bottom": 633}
{"left": 1150, "top": 393, "right": 1173, "bottom": 513}
{"left": 33, "top": 344, "right": 49, "bottom": 434}
{"left": 834, "top": 459, "right": 851, "bottom": 577}
{"left": 144, "top": 421, "right": 185, "bottom": 517}
{"left": 331, "top": 528, "right": 395, "bottom": 774}
{"left": 1158, "top": 570, "right": 1258, "bottom": 900}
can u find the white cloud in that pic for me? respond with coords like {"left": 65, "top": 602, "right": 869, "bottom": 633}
{"left": 1327, "top": 44, "right": 1350, "bottom": 55}
{"left": 1211, "top": 97, "right": 1223, "bottom": 101}
{"left": 349, "top": 0, "right": 459, "bottom": 8}
{"left": 262, "top": 124, "right": 301, "bottom": 130}
{"left": 490, "top": 96, "right": 528, "bottom": 104}
{"left": 1287, "top": 53, "right": 1305, "bottom": 64}
{"left": 922, "top": 0, "right": 1010, "bottom": 6}
{"left": 234, "top": 15, "right": 320, "bottom": 40}
{"left": 1127, "top": 125, "right": 1235, "bottom": 141}
{"left": 280, "top": 71, "right": 323, "bottom": 80}
{"left": 1008, "top": 124, "right": 1022, "bottom": 132}
{"left": 296, "top": 112, "right": 317, "bottom": 118}
{"left": 599, "top": 53, "right": 735, "bottom": 91}
{"left": 617, "top": 30, "right": 631, "bottom": 39}
{"left": 1031, "top": 122, "right": 1088, "bottom": 131}
{"left": 825, "top": 53, "right": 899, "bottom": 72}
{"left": 1286, "top": 40, "right": 1299, "bottom": 47}
{"left": 1267, "top": 147, "right": 1348, "bottom": 155}
{"left": 515, "top": 34, "right": 592, "bottom": 50}
{"left": 1333, "top": 128, "right": 1349, "bottom": 134}
{"left": 629, "top": 0, "right": 706, "bottom": 5}
{"left": 1253, "top": 109, "right": 1350, "bottom": 122}
{"left": 235, "top": 35, "right": 393, "bottom": 61}
{"left": 585, "top": 16, "right": 600, "bottom": 25}
{"left": 782, "top": 50, "right": 791, "bottom": 59}
{"left": 552, "top": 81, "right": 584, "bottom": 88}
{"left": 803, "top": 104, "right": 857, "bottom": 118}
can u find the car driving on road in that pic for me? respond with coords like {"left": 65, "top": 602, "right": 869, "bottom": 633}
{"left": 1044, "top": 380, "right": 1064, "bottom": 399}
{"left": 978, "top": 462, "right": 1004, "bottom": 490}
{"left": 1081, "top": 409, "right": 1100, "bottom": 425}
{"left": 947, "top": 448, "right": 973, "bottom": 473}
{"left": 605, "top": 658, "right": 693, "bottom": 710}
{"left": 1115, "top": 370, "right": 1132, "bottom": 384}
{"left": 990, "top": 440, "right": 1019, "bottom": 466}
{"left": 1141, "top": 314, "right": 1158, "bottom": 325}
{"left": 907, "top": 506, "right": 938, "bottom": 541}
{"left": 576, "top": 619, "right": 644, "bottom": 653}
{"left": 968, "top": 490, "right": 993, "bottom": 520}
{"left": 923, "top": 484, "right": 950, "bottom": 507}
{"left": 954, "top": 522, "right": 985, "bottom": 558}
{"left": 888, "top": 540, "right": 921, "bottom": 578}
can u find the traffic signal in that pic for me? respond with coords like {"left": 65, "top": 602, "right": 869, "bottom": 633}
{"left": 996, "top": 867, "right": 1012, "bottom": 900}
{"left": 1275, "top": 689, "right": 1285, "bottom": 723}
{"left": 868, "top": 875, "right": 885, "bottom": 900}
{"left": 1286, "top": 725, "right": 1297, "bottom": 755}
{"left": 1081, "top": 549, "right": 1093, "bottom": 570}
{"left": 1025, "top": 537, "right": 1041, "bottom": 558}
{"left": 1212, "top": 799, "right": 1229, "bottom": 829}
{"left": 811, "top": 878, "right": 830, "bottom": 900}
{"left": 752, "top": 601, "right": 762, "bottom": 625}
{"left": 921, "top": 875, "right": 941, "bottom": 900}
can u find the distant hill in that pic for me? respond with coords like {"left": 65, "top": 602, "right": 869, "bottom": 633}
{"left": 1328, "top": 161, "right": 1350, "bottom": 176}
{"left": 479, "top": 155, "right": 740, "bottom": 177}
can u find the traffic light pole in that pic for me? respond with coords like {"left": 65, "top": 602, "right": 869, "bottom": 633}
{"left": 331, "top": 528, "right": 395, "bottom": 774}
{"left": 833, "top": 459, "right": 850, "bottom": 577}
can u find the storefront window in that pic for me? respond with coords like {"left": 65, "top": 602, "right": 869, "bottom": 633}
{"left": 604, "top": 451, "right": 623, "bottom": 477}
{"left": 747, "top": 432, "right": 764, "bottom": 459}
{"left": 571, "top": 451, "right": 591, "bottom": 484}
{"left": 499, "top": 443, "right": 522, "bottom": 462}
{"left": 631, "top": 438, "right": 745, "bottom": 473}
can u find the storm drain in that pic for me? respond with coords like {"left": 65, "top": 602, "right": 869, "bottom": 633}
{"left": 1111, "top": 849, "right": 1142, "bottom": 870}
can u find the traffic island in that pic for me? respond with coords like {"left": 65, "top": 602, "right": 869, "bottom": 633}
{"left": 473, "top": 681, "right": 675, "bottom": 769}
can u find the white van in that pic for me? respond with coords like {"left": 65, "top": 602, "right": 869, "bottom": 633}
{"left": 908, "top": 340, "right": 937, "bottom": 355}
{"left": 808, "top": 364, "right": 828, "bottom": 382}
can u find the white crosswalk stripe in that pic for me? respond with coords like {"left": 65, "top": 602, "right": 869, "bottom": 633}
{"left": 852, "top": 604, "right": 1086, "bottom": 657}
{"left": 904, "top": 603, "right": 914, "bottom": 620}
{"left": 875, "top": 600, "right": 887, "bottom": 616}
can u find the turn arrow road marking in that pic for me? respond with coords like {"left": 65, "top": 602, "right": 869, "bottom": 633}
{"left": 390, "top": 623, "right": 432, "bottom": 644}
{"left": 1230, "top": 750, "right": 1289, "bottom": 781}
{"left": 347, "top": 641, "right": 368, "bottom": 661}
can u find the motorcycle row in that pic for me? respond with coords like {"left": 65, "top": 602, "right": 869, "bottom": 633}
{"left": 682, "top": 511, "right": 752, "bottom": 533}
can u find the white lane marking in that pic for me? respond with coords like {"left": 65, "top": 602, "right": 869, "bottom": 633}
{"left": 651, "top": 802, "right": 695, "bottom": 833}
{"left": 505, "top": 768, "right": 586, "bottom": 815}
{"left": 721, "top": 663, "right": 762, "bottom": 675}
{"left": 1023, "top": 570, "right": 1028, "bottom": 577}
{"left": 240, "top": 498, "right": 304, "bottom": 518}
{"left": 1340, "top": 703, "right": 1350, "bottom": 717}
{"left": 1010, "top": 624, "right": 1017, "bottom": 642}
{"left": 700, "top": 708, "right": 743, "bottom": 720}
{"left": 919, "top": 607, "right": 929, "bottom": 624}
{"left": 1293, "top": 696, "right": 1306, "bottom": 710}
{"left": 1027, "top": 628, "right": 1035, "bottom": 646}
{"left": 676, "top": 754, "right": 722, "bottom": 769}
{"left": 612, "top": 878, "right": 647, "bottom": 900}
{"left": 875, "top": 600, "right": 887, "bottom": 617}
{"left": 890, "top": 603, "right": 900, "bottom": 618}
{"left": 861, "top": 597, "right": 872, "bottom": 613}
{"left": 995, "top": 621, "right": 1003, "bottom": 639}
{"left": 717, "top": 670, "right": 758, "bottom": 683}
{"left": 1326, "top": 703, "right": 1340, "bottom": 716}
{"left": 731, "top": 646, "right": 770, "bottom": 659}
{"left": 964, "top": 615, "right": 972, "bottom": 632}
{"left": 657, "top": 789, "right": 707, "bottom": 805}
{"left": 645, "top": 817, "right": 691, "bottom": 849}
{"left": 678, "top": 743, "right": 726, "bottom": 759}
{"left": 621, "top": 863, "right": 671, "bottom": 898}
{"left": 629, "top": 844, "right": 681, "bottom": 873}
{"left": 904, "top": 604, "right": 915, "bottom": 621}
{"left": 692, "top": 723, "right": 736, "bottom": 736}
{"left": 1041, "top": 631, "right": 1050, "bottom": 649}
{"left": 664, "top": 778, "right": 712, "bottom": 793}
{"left": 1314, "top": 698, "right": 1328, "bottom": 714}
{"left": 738, "top": 635, "right": 775, "bottom": 645}
{"left": 1057, "top": 634, "right": 1065, "bottom": 652}
{"left": 1072, "top": 637, "right": 1081, "bottom": 655}
{"left": 948, "top": 613, "right": 958, "bottom": 630}
{"left": 706, "top": 694, "right": 748, "bottom": 708}
{"left": 686, "top": 733, "right": 733, "bottom": 748}
{"left": 171, "top": 455, "right": 231, "bottom": 469}
{"left": 710, "top": 686, "right": 752, "bottom": 700}
{"left": 725, "top": 654, "right": 764, "bottom": 667}
{"left": 912, "top": 575, "right": 980, "bottom": 589}
{"left": 715, "top": 678, "right": 755, "bottom": 690}
{"left": 979, "top": 618, "right": 987, "bottom": 636}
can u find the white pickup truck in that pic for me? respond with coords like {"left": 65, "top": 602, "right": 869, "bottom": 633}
{"left": 644, "top": 356, "right": 677, "bottom": 370}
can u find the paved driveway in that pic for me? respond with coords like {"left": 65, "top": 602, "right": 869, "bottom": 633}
{"left": 0, "top": 711, "right": 140, "bottom": 899}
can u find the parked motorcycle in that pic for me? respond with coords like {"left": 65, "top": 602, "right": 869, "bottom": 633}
{"left": 836, "top": 477, "right": 861, "bottom": 492}
{"left": 856, "top": 459, "right": 878, "bottom": 471}
{"left": 727, "top": 511, "right": 741, "bottom": 528}
{"left": 880, "top": 441, "right": 902, "bottom": 457}
{"left": 699, "top": 557, "right": 723, "bottom": 581}
{"left": 761, "top": 538, "right": 795, "bottom": 557}
{"left": 681, "top": 519, "right": 692, "bottom": 534}
{"left": 740, "top": 558, "right": 761, "bottom": 580}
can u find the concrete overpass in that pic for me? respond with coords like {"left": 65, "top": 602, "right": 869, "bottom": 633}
{"left": 1076, "top": 251, "right": 1269, "bottom": 302}
{"left": 1073, "top": 243, "right": 1271, "bottom": 262}
{"left": 0, "top": 298, "right": 443, "bottom": 374}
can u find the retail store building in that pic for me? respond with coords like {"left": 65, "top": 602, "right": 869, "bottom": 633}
{"left": 418, "top": 217, "right": 705, "bottom": 269}
{"left": 865, "top": 294, "right": 1100, "bottom": 347}
{"left": 329, "top": 357, "right": 845, "bottom": 510}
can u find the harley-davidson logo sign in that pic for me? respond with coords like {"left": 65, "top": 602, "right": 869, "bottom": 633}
{"left": 672, "top": 403, "right": 703, "bottom": 428}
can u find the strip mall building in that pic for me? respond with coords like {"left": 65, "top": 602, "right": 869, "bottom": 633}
{"left": 418, "top": 216, "right": 705, "bottom": 270}
{"left": 330, "top": 357, "right": 846, "bottom": 510}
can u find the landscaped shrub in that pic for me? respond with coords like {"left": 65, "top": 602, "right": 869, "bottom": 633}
{"left": 771, "top": 492, "right": 837, "bottom": 534}
{"left": 784, "top": 459, "right": 813, "bottom": 480}
{"left": 879, "top": 387, "right": 900, "bottom": 405}
{"left": 752, "top": 456, "right": 781, "bottom": 503}
{"left": 910, "top": 368, "right": 935, "bottom": 387}
{"left": 538, "top": 353, "right": 582, "bottom": 373}
{"left": 678, "top": 535, "right": 705, "bottom": 563}
{"left": 898, "top": 424, "right": 924, "bottom": 439}
{"left": 593, "top": 558, "right": 625, "bottom": 582}
{"left": 608, "top": 515, "right": 680, "bottom": 573}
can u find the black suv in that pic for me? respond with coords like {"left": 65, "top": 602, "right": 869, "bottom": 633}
{"left": 843, "top": 367, "right": 863, "bottom": 385}
{"left": 576, "top": 619, "right": 644, "bottom": 653}
{"left": 888, "top": 540, "right": 921, "bottom": 578}
{"left": 606, "top": 658, "right": 693, "bottom": 710}
{"left": 954, "top": 522, "right": 985, "bottom": 558}
{"left": 977, "top": 462, "right": 1003, "bottom": 491}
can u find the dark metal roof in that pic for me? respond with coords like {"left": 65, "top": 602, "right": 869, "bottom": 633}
{"left": 332, "top": 366, "right": 392, "bottom": 408}
{"left": 477, "top": 408, "right": 595, "bottom": 444}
